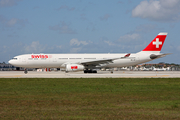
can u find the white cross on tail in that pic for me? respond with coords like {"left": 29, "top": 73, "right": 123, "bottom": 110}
{"left": 153, "top": 38, "right": 162, "bottom": 48}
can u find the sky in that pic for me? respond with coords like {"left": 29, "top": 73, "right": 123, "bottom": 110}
{"left": 0, "top": 0, "right": 180, "bottom": 64}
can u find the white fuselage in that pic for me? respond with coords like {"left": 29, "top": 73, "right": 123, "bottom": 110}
{"left": 8, "top": 52, "right": 153, "bottom": 69}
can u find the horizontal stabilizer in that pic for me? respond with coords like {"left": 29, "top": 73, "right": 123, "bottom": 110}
{"left": 150, "top": 53, "right": 172, "bottom": 59}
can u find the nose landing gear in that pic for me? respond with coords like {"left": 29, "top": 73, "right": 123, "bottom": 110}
{"left": 24, "top": 68, "right": 28, "bottom": 74}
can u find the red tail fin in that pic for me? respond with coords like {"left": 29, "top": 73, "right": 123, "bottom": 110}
{"left": 143, "top": 33, "right": 167, "bottom": 51}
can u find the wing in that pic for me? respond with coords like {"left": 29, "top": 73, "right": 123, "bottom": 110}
{"left": 79, "top": 53, "right": 131, "bottom": 67}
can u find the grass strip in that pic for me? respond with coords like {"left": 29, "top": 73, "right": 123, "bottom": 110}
{"left": 0, "top": 78, "right": 180, "bottom": 119}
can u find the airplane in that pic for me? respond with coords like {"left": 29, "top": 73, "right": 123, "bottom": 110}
{"left": 8, "top": 32, "right": 170, "bottom": 74}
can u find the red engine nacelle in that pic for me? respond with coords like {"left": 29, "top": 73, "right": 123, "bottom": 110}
{"left": 66, "top": 64, "right": 85, "bottom": 72}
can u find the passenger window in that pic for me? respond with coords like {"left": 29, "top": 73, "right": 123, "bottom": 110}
{"left": 12, "top": 58, "right": 17, "bottom": 60}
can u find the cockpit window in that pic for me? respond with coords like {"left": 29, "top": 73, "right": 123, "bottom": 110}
{"left": 12, "top": 58, "right": 17, "bottom": 60}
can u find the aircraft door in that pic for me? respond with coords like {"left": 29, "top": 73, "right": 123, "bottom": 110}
{"left": 22, "top": 57, "right": 26, "bottom": 62}
{"left": 53, "top": 58, "right": 57, "bottom": 62}
{"left": 131, "top": 56, "right": 139, "bottom": 62}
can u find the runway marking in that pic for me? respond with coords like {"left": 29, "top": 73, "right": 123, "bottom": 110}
{"left": 1, "top": 75, "right": 22, "bottom": 78}
{"left": 149, "top": 75, "right": 169, "bottom": 77}
{"left": 14, "top": 75, "right": 22, "bottom": 77}
{"left": 131, "top": 75, "right": 170, "bottom": 78}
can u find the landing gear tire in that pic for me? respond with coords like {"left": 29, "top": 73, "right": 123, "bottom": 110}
{"left": 24, "top": 69, "right": 28, "bottom": 74}
{"left": 84, "top": 70, "right": 97, "bottom": 73}
{"left": 89, "top": 70, "right": 92, "bottom": 73}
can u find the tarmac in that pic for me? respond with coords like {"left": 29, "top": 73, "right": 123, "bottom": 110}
{"left": 0, "top": 71, "right": 180, "bottom": 78}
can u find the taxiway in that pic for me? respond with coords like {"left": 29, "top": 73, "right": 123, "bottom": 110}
{"left": 0, "top": 71, "right": 180, "bottom": 78}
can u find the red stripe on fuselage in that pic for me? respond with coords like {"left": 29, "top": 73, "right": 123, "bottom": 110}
{"left": 71, "top": 66, "right": 78, "bottom": 69}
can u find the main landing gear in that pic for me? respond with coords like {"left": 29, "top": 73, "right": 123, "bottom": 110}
{"left": 84, "top": 69, "right": 97, "bottom": 73}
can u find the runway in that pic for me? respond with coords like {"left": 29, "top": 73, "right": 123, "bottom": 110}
{"left": 0, "top": 71, "right": 180, "bottom": 78}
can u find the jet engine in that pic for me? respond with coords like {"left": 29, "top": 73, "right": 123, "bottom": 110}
{"left": 66, "top": 64, "right": 85, "bottom": 72}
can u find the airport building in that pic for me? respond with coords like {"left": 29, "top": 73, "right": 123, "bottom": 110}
{"left": 0, "top": 63, "right": 16, "bottom": 71}
{"left": 0, "top": 63, "right": 30, "bottom": 71}
{"left": 0, "top": 63, "right": 179, "bottom": 71}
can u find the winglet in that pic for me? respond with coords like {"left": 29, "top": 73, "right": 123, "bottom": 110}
{"left": 124, "top": 53, "right": 131, "bottom": 57}
{"left": 121, "top": 53, "right": 131, "bottom": 58}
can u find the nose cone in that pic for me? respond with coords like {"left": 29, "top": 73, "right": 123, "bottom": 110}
{"left": 8, "top": 60, "right": 13, "bottom": 65}
{"left": 8, "top": 59, "right": 16, "bottom": 66}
